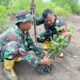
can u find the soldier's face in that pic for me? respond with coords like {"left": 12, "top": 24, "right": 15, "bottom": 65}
{"left": 44, "top": 13, "right": 56, "bottom": 27}
{"left": 20, "top": 21, "right": 32, "bottom": 31}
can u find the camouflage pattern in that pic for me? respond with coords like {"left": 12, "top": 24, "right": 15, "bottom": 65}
{"left": 0, "top": 24, "right": 43, "bottom": 66}
{"left": 36, "top": 16, "right": 67, "bottom": 42}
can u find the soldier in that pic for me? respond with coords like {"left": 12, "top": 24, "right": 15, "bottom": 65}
{"left": 0, "top": 10, "right": 52, "bottom": 80}
{"left": 36, "top": 9, "right": 71, "bottom": 57}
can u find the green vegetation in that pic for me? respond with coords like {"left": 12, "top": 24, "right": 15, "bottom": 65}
{"left": 0, "top": 0, "right": 80, "bottom": 31}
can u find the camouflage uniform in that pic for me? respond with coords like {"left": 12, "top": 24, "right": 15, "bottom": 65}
{"left": 0, "top": 24, "right": 43, "bottom": 66}
{"left": 36, "top": 16, "right": 67, "bottom": 42}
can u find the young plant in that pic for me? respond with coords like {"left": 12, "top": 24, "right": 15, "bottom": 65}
{"left": 36, "top": 34, "right": 69, "bottom": 74}
{"left": 36, "top": 26, "right": 73, "bottom": 74}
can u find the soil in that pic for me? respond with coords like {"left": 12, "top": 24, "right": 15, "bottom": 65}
{"left": 0, "top": 15, "right": 80, "bottom": 80}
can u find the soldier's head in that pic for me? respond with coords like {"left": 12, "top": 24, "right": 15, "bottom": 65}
{"left": 16, "top": 10, "right": 33, "bottom": 31}
{"left": 42, "top": 9, "right": 56, "bottom": 27}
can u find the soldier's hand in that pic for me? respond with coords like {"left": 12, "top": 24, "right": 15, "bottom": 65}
{"left": 42, "top": 50, "right": 47, "bottom": 56}
{"left": 40, "top": 57, "right": 53, "bottom": 65}
{"left": 62, "top": 31, "right": 71, "bottom": 38}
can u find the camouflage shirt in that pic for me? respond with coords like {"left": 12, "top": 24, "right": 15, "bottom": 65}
{"left": 0, "top": 24, "right": 43, "bottom": 66}
{"left": 36, "top": 16, "right": 67, "bottom": 35}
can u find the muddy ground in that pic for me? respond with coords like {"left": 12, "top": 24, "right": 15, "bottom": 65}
{"left": 0, "top": 15, "right": 80, "bottom": 80}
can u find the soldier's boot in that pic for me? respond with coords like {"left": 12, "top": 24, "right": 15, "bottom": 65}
{"left": 43, "top": 40, "right": 51, "bottom": 50}
{"left": 3, "top": 59, "right": 18, "bottom": 80}
{"left": 58, "top": 52, "right": 64, "bottom": 58}
{"left": 15, "top": 55, "right": 22, "bottom": 62}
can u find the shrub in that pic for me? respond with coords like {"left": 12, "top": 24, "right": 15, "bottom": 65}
{"left": 73, "top": 4, "right": 80, "bottom": 15}
{"left": 35, "top": 1, "right": 57, "bottom": 16}
{"left": 54, "top": 6, "right": 71, "bottom": 16}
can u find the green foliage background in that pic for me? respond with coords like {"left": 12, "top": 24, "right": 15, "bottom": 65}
{"left": 0, "top": 0, "right": 80, "bottom": 31}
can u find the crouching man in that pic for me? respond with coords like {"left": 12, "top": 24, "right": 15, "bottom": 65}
{"left": 0, "top": 10, "right": 52, "bottom": 80}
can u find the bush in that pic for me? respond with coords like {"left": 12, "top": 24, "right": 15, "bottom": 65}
{"left": 8, "top": 0, "right": 30, "bottom": 14}
{"left": 0, "top": 14, "right": 10, "bottom": 33}
{"left": 0, "top": 5, "right": 10, "bottom": 32}
{"left": 73, "top": 4, "right": 80, "bottom": 15}
{"left": 54, "top": 6, "right": 71, "bottom": 16}
{"left": 35, "top": 0, "right": 72, "bottom": 16}
{"left": 35, "top": 1, "right": 57, "bottom": 16}
{"left": 0, "top": 5, "right": 7, "bottom": 27}
{"left": 63, "top": 4, "right": 72, "bottom": 13}
{"left": 0, "top": 5, "right": 7, "bottom": 13}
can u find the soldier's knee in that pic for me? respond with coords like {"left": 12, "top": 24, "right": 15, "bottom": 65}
{"left": 3, "top": 41, "right": 19, "bottom": 59}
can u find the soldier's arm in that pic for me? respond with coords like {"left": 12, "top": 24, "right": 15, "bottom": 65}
{"left": 27, "top": 38, "right": 43, "bottom": 55}
{"left": 56, "top": 18, "right": 67, "bottom": 33}
{"left": 19, "top": 48, "right": 52, "bottom": 67}
{"left": 56, "top": 18, "right": 71, "bottom": 38}
{"left": 59, "top": 18, "right": 71, "bottom": 37}
{"left": 26, "top": 32, "right": 43, "bottom": 55}
{"left": 36, "top": 16, "right": 44, "bottom": 25}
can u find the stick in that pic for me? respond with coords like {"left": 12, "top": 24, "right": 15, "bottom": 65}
{"left": 30, "top": 0, "right": 37, "bottom": 43}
